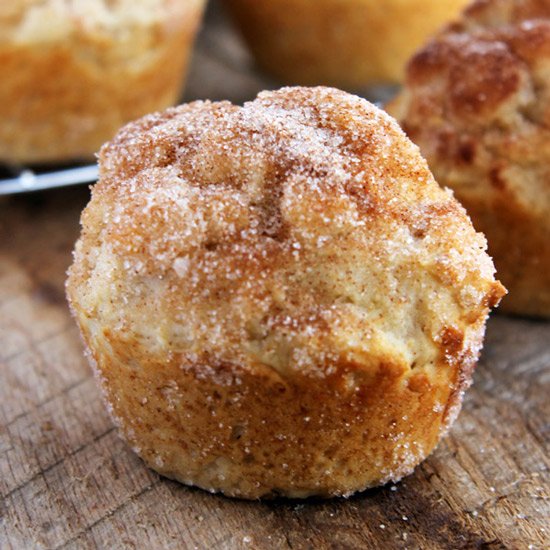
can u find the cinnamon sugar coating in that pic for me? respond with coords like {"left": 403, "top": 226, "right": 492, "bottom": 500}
{"left": 67, "top": 87, "right": 504, "bottom": 498}
{"left": 389, "top": 0, "right": 550, "bottom": 317}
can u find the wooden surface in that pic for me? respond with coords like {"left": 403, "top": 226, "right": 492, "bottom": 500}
{"left": 1, "top": 4, "right": 549, "bottom": 549}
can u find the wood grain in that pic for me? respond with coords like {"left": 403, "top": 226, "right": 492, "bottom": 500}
{"left": 1, "top": 3, "right": 549, "bottom": 549}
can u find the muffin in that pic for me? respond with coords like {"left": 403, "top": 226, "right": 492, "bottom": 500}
{"left": 223, "top": 0, "right": 471, "bottom": 88}
{"left": 389, "top": 0, "right": 550, "bottom": 317}
{"left": 0, "top": 0, "right": 206, "bottom": 164}
{"left": 67, "top": 87, "right": 504, "bottom": 499}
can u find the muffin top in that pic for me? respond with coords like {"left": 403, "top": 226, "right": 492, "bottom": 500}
{"left": 391, "top": 0, "right": 550, "bottom": 221}
{"left": 0, "top": 0, "right": 199, "bottom": 43}
{"left": 69, "top": 87, "right": 503, "bottom": 387}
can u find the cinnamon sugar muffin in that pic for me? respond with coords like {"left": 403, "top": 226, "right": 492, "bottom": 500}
{"left": 67, "top": 87, "right": 504, "bottom": 499}
{"left": 389, "top": 0, "right": 550, "bottom": 317}
{"left": 0, "top": 0, "right": 205, "bottom": 164}
{"left": 224, "top": 0, "right": 470, "bottom": 87}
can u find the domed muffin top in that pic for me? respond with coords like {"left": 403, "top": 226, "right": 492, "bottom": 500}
{"left": 69, "top": 87, "right": 504, "bottom": 386}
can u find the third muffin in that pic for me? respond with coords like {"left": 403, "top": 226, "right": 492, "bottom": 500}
{"left": 223, "top": 0, "right": 470, "bottom": 88}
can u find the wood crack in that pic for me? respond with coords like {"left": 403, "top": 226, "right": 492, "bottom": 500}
{"left": 54, "top": 479, "right": 162, "bottom": 550}
{"left": 2, "top": 375, "right": 92, "bottom": 429}
{"left": 1, "top": 426, "right": 116, "bottom": 501}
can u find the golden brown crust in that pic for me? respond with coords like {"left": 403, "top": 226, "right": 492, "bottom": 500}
{"left": 67, "top": 87, "right": 504, "bottom": 498}
{"left": 389, "top": 0, "right": 550, "bottom": 317}
{"left": 224, "top": 0, "right": 471, "bottom": 86}
{"left": 0, "top": 0, "right": 205, "bottom": 164}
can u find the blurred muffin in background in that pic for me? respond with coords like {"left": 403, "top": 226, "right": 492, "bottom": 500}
{"left": 0, "top": 0, "right": 206, "bottom": 164}
{"left": 389, "top": 0, "right": 550, "bottom": 317}
{"left": 223, "top": 0, "right": 470, "bottom": 88}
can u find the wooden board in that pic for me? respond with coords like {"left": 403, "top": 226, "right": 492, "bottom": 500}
{"left": 1, "top": 3, "right": 549, "bottom": 548}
